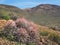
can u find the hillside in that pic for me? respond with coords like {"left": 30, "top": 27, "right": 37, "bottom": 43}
{"left": 0, "top": 4, "right": 60, "bottom": 30}
{"left": 0, "top": 18, "right": 59, "bottom": 45}
{"left": 25, "top": 4, "right": 60, "bottom": 30}
{"left": 0, "top": 4, "right": 29, "bottom": 20}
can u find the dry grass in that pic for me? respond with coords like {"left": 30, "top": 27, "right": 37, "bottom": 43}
{"left": 0, "top": 38, "right": 17, "bottom": 45}
{"left": 0, "top": 19, "right": 60, "bottom": 45}
{"left": 39, "top": 25, "right": 60, "bottom": 44}
{"left": 0, "top": 20, "right": 7, "bottom": 29}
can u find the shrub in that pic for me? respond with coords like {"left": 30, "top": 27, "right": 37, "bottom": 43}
{"left": 2, "top": 15, "right": 10, "bottom": 20}
{"left": 1, "top": 20, "right": 17, "bottom": 41}
{"left": 27, "top": 42, "right": 36, "bottom": 45}
{"left": 40, "top": 31, "right": 49, "bottom": 36}
{"left": 11, "top": 15, "right": 18, "bottom": 20}
{"left": 0, "top": 10, "right": 10, "bottom": 20}
{"left": 15, "top": 18, "right": 40, "bottom": 44}
{"left": 0, "top": 38, "right": 17, "bottom": 45}
{"left": 39, "top": 25, "right": 60, "bottom": 44}
{"left": 14, "top": 28, "right": 30, "bottom": 43}
{"left": 1, "top": 18, "right": 41, "bottom": 45}
{"left": 48, "top": 32, "right": 60, "bottom": 44}
{"left": 0, "top": 20, "right": 7, "bottom": 29}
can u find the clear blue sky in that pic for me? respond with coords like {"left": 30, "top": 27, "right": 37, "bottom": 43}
{"left": 0, "top": 0, "right": 60, "bottom": 9}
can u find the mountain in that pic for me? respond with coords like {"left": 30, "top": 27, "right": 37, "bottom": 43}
{"left": 0, "top": 4, "right": 60, "bottom": 30}
{"left": 25, "top": 4, "right": 60, "bottom": 30}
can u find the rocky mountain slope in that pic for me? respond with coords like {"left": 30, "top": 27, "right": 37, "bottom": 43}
{"left": 25, "top": 4, "right": 60, "bottom": 30}
{"left": 0, "top": 4, "right": 60, "bottom": 30}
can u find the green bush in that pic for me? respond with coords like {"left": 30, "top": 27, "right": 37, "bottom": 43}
{"left": 11, "top": 16, "right": 18, "bottom": 20}
{"left": 27, "top": 42, "right": 36, "bottom": 45}
{"left": 7, "top": 34, "right": 14, "bottom": 41}
{"left": 48, "top": 33, "right": 60, "bottom": 44}
{"left": 2, "top": 15, "right": 10, "bottom": 20}
{"left": 0, "top": 31, "right": 14, "bottom": 41}
{"left": 0, "top": 10, "right": 10, "bottom": 20}
{"left": 40, "top": 31, "right": 49, "bottom": 36}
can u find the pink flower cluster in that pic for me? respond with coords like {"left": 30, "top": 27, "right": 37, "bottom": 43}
{"left": 4, "top": 17, "right": 40, "bottom": 45}
{"left": 6, "top": 20, "right": 16, "bottom": 27}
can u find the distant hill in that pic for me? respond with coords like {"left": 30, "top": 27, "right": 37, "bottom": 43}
{"left": 0, "top": 4, "right": 29, "bottom": 20}
{"left": 0, "top": 4, "right": 60, "bottom": 30}
{"left": 25, "top": 4, "right": 60, "bottom": 30}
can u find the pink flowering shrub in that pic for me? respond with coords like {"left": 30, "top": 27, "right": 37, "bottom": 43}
{"left": 6, "top": 20, "right": 16, "bottom": 27}
{"left": 14, "top": 28, "right": 30, "bottom": 43}
{"left": 1, "top": 20, "right": 17, "bottom": 41}
{"left": 2, "top": 17, "right": 41, "bottom": 45}
{"left": 15, "top": 17, "right": 41, "bottom": 45}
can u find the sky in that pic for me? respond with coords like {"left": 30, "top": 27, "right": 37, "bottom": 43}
{"left": 0, "top": 0, "right": 60, "bottom": 9}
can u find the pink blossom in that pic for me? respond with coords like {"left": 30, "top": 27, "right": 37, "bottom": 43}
{"left": 17, "top": 28, "right": 28, "bottom": 34}
{"left": 6, "top": 20, "right": 16, "bottom": 26}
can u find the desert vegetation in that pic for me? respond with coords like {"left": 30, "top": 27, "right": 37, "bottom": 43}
{"left": 0, "top": 10, "right": 10, "bottom": 20}
{"left": 0, "top": 17, "right": 59, "bottom": 45}
{"left": 0, "top": 18, "right": 41, "bottom": 45}
{"left": 39, "top": 25, "right": 60, "bottom": 44}
{"left": 0, "top": 4, "right": 60, "bottom": 31}
{"left": 0, "top": 3, "right": 60, "bottom": 45}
